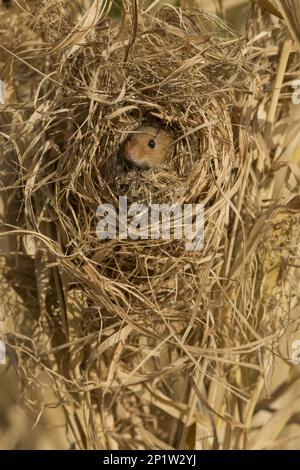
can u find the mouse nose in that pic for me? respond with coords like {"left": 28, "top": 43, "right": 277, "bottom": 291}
{"left": 128, "top": 148, "right": 139, "bottom": 163}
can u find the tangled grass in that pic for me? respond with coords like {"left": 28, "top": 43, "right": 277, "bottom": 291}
{"left": 1, "top": 0, "right": 300, "bottom": 449}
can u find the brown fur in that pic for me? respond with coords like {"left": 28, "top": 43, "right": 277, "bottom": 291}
{"left": 122, "top": 125, "right": 174, "bottom": 168}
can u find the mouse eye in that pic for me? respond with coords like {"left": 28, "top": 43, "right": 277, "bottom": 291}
{"left": 148, "top": 139, "right": 156, "bottom": 149}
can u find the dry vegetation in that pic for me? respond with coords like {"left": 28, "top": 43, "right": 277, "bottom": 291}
{"left": 0, "top": 0, "right": 300, "bottom": 450}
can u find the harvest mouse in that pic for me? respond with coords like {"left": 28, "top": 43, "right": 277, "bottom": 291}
{"left": 121, "top": 125, "right": 174, "bottom": 169}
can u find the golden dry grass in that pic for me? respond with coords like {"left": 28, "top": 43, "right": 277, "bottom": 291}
{"left": 0, "top": 0, "right": 300, "bottom": 450}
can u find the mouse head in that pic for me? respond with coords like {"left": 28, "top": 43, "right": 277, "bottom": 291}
{"left": 121, "top": 125, "right": 174, "bottom": 169}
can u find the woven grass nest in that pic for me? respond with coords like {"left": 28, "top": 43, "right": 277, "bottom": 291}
{"left": 1, "top": 1, "right": 300, "bottom": 450}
